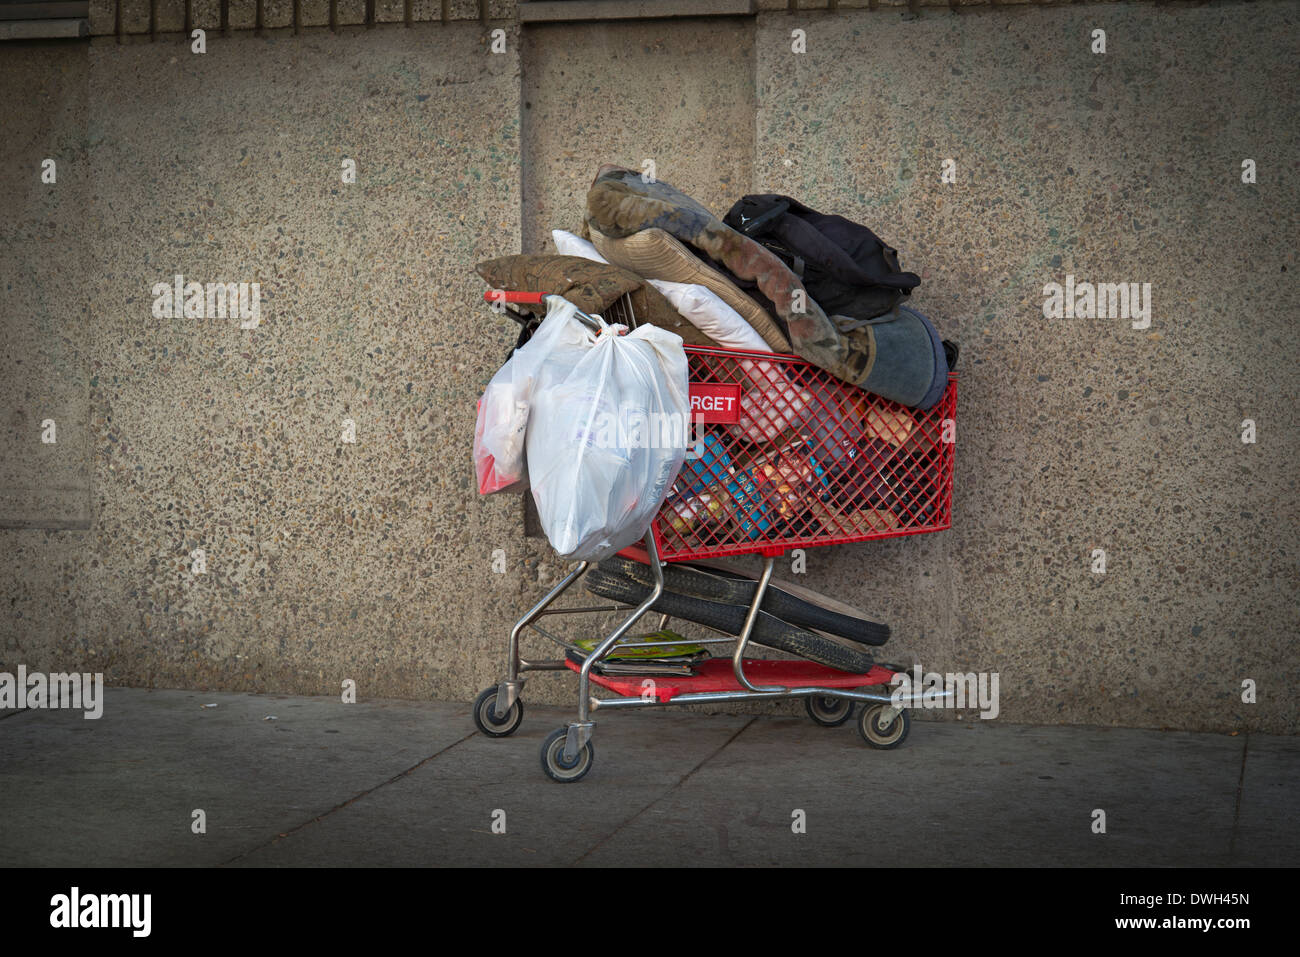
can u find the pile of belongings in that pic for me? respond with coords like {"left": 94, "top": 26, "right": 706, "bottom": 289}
{"left": 474, "top": 164, "right": 961, "bottom": 561}
{"left": 476, "top": 162, "right": 956, "bottom": 411}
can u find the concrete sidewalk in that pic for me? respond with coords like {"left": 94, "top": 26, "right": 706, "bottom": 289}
{"left": 0, "top": 688, "right": 1294, "bottom": 867}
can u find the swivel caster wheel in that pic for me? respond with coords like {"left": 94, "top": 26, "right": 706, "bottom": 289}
{"left": 857, "top": 704, "right": 910, "bottom": 749}
{"left": 541, "top": 727, "right": 595, "bottom": 783}
{"left": 805, "top": 695, "right": 855, "bottom": 727}
{"left": 473, "top": 686, "right": 524, "bottom": 738}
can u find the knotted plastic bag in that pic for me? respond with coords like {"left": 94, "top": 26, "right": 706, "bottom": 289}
{"left": 526, "top": 302, "right": 690, "bottom": 561}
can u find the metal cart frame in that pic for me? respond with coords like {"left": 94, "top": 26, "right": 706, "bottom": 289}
{"left": 473, "top": 292, "right": 956, "bottom": 781}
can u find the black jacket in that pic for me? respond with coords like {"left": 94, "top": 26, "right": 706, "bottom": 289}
{"left": 721, "top": 194, "right": 921, "bottom": 323}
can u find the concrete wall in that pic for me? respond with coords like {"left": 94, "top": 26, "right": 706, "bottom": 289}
{"left": 2, "top": 2, "right": 1296, "bottom": 733}
{"left": 754, "top": 4, "right": 1300, "bottom": 733}
{"left": 2, "top": 24, "right": 537, "bottom": 706}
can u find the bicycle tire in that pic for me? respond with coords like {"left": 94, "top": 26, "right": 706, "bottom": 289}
{"left": 598, "top": 556, "right": 890, "bottom": 647}
{"left": 584, "top": 569, "right": 878, "bottom": 675}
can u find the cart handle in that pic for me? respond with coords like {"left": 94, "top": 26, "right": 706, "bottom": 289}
{"left": 483, "top": 289, "right": 616, "bottom": 336}
{"left": 484, "top": 290, "right": 545, "bottom": 306}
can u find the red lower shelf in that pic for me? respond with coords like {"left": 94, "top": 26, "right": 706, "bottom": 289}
{"left": 566, "top": 657, "right": 896, "bottom": 703}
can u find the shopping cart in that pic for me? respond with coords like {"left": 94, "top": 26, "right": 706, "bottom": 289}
{"left": 474, "top": 290, "right": 957, "bottom": 781}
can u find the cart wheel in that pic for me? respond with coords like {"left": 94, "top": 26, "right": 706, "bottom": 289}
{"left": 473, "top": 686, "right": 524, "bottom": 738}
{"left": 857, "top": 704, "right": 910, "bottom": 749}
{"left": 805, "top": 695, "right": 855, "bottom": 727}
{"left": 541, "top": 727, "right": 595, "bottom": 783}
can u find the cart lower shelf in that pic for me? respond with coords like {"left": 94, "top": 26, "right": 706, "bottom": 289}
{"left": 566, "top": 656, "right": 897, "bottom": 703}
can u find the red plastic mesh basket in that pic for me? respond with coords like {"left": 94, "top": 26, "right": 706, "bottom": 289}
{"left": 652, "top": 346, "right": 957, "bottom": 561}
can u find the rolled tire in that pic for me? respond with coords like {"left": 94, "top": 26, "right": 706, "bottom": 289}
{"left": 584, "top": 568, "right": 878, "bottom": 675}
{"left": 598, "top": 556, "right": 890, "bottom": 647}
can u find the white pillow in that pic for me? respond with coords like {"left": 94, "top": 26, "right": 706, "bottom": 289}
{"left": 650, "top": 281, "right": 770, "bottom": 353}
{"left": 551, "top": 229, "right": 609, "bottom": 264}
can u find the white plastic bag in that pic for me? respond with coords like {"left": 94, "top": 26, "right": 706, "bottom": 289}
{"left": 526, "top": 307, "right": 690, "bottom": 561}
{"left": 473, "top": 297, "right": 592, "bottom": 494}
{"left": 474, "top": 385, "right": 527, "bottom": 494}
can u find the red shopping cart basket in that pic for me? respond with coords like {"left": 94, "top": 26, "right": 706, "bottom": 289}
{"left": 653, "top": 345, "right": 956, "bottom": 561}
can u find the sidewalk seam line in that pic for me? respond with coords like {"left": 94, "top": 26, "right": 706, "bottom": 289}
{"left": 219, "top": 729, "right": 478, "bottom": 865}
{"left": 571, "top": 716, "right": 758, "bottom": 866}
{"left": 1227, "top": 731, "right": 1248, "bottom": 862}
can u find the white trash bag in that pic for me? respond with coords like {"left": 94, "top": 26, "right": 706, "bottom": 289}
{"left": 473, "top": 297, "right": 593, "bottom": 495}
{"left": 526, "top": 300, "right": 690, "bottom": 561}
